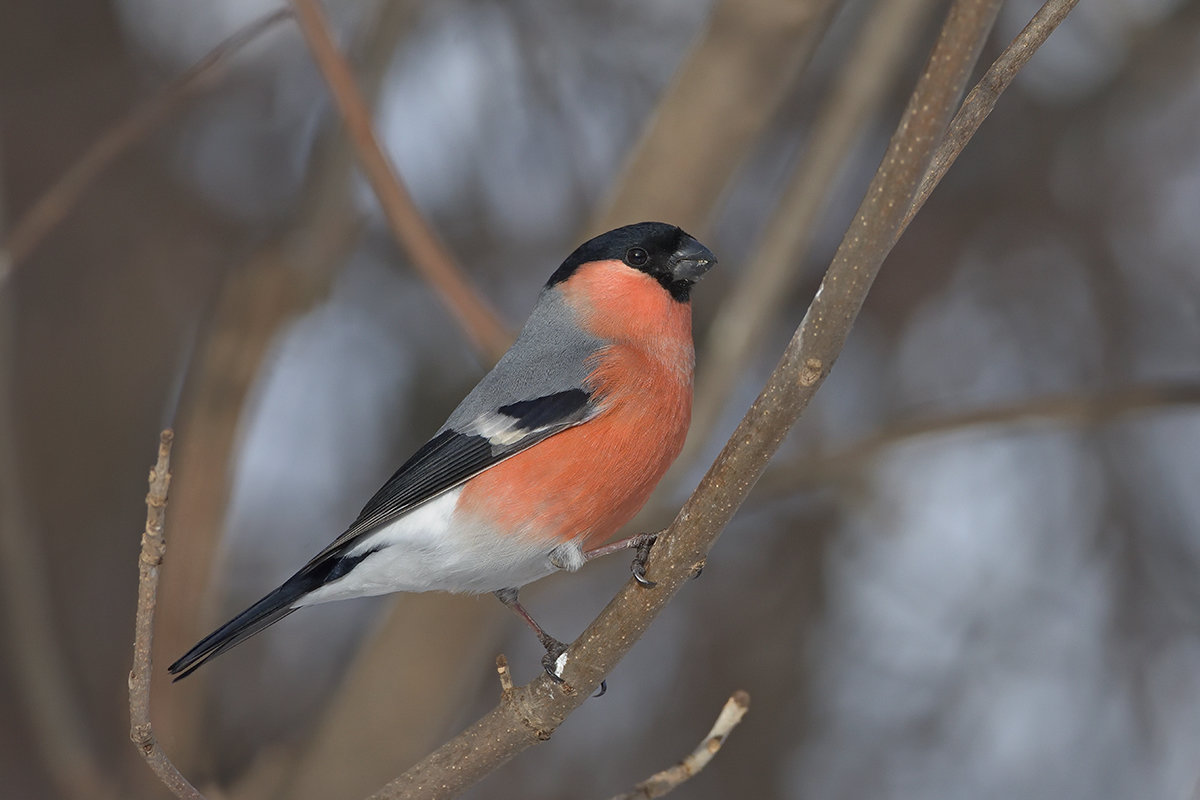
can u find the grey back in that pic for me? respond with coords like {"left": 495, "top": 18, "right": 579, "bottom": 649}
{"left": 441, "top": 286, "right": 606, "bottom": 431}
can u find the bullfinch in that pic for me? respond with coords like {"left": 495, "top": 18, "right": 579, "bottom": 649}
{"left": 169, "top": 221, "right": 716, "bottom": 681}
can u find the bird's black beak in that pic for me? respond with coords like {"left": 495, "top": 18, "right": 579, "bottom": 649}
{"left": 670, "top": 236, "right": 717, "bottom": 283}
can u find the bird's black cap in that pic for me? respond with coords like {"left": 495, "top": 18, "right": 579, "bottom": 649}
{"left": 547, "top": 222, "right": 716, "bottom": 302}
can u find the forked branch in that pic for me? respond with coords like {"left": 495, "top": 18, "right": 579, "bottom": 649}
{"left": 902, "top": 0, "right": 1082, "bottom": 231}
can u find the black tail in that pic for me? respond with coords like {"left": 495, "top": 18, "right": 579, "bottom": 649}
{"left": 168, "top": 577, "right": 308, "bottom": 680}
{"left": 168, "top": 542, "right": 379, "bottom": 679}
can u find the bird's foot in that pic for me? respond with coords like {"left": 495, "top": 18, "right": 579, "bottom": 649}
{"left": 539, "top": 637, "right": 606, "bottom": 697}
{"left": 539, "top": 634, "right": 569, "bottom": 682}
{"left": 582, "top": 531, "right": 661, "bottom": 588}
{"left": 630, "top": 533, "right": 658, "bottom": 587}
{"left": 494, "top": 588, "right": 604, "bottom": 695}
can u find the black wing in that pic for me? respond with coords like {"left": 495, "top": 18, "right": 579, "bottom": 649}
{"left": 168, "top": 388, "right": 599, "bottom": 680}
{"left": 308, "top": 388, "right": 594, "bottom": 563}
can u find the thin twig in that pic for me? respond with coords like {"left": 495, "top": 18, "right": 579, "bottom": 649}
{"left": 755, "top": 380, "right": 1200, "bottom": 499}
{"left": 0, "top": 9, "right": 292, "bottom": 285}
{"left": 495, "top": 655, "right": 514, "bottom": 694}
{"left": 900, "top": 0, "right": 1082, "bottom": 232}
{"left": 287, "top": 0, "right": 512, "bottom": 363}
{"left": 129, "top": 430, "right": 204, "bottom": 800}
{"left": 683, "top": 0, "right": 940, "bottom": 471}
{"left": 608, "top": 691, "right": 750, "bottom": 800}
{"left": 366, "top": 2, "right": 1015, "bottom": 797}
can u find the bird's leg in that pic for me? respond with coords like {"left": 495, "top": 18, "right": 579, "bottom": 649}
{"left": 583, "top": 531, "right": 660, "bottom": 588}
{"left": 494, "top": 588, "right": 568, "bottom": 677}
{"left": 493, "top": 587, "right": 608, "bottom": 696}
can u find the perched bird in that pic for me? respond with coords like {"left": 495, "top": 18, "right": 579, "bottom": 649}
{"left": 169, "top": 222, "right": 716, "bottom": 681}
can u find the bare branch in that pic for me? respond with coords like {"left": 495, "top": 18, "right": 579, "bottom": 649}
{"left": 901, "top": 0, "right": 1083, "bottom": 232}
{"left": 288, "top": 0, "right": 512, "bottom": 363}
{"left": 495, "top": 654, "right": 515, "bottom": 695}
{"left": 366, "top": 1, "right": 1017, "bottom": 797}
{"left": 684, "top": 0, "right": 1081, "bottom": 474}
{"left": 129, "top": 430, "right": 205, "bottom": 800}
{"left": 684, "top": 0, "right": 940, "bottom": 470}
{"left": 591, "top": 0, "right": 841, "bottom": 237}
{"left": 0, "top": 9, "right": 292, "bottom": 285}
{"left": 607, "top": 691, "right": 750, "bottom": 800}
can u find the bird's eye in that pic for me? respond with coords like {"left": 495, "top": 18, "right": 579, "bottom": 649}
{"left": 626, "top": 247, "right": 649, "bottom": 266}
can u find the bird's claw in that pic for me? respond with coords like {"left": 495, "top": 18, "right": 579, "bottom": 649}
{"left": 540, "top": 638, "right": 568, "bottom": 683}
{"left": 631, "top": 533, "right": 658, "bottom": 587}
{"left": 539, "top": 639, "right": 607, "bottom": 697}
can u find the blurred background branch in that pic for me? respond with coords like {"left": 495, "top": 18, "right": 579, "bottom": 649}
{"left": 289, "top": 0, "right": 512, "bottom": 363}
{"left": 590, "top": 0, "right": 841, "bottom": 238}
{"left": 0, "top": 9, "right": 292, "bottom": 285}
{"left": 756, "top": 380, "right": 1200, "bottom": 497}
{"left": 0, "top": 211, "right": 118, "bottom": 800}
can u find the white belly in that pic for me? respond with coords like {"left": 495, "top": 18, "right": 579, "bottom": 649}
{"left": 293, "top": 488, "right": 580, "bottom": 605}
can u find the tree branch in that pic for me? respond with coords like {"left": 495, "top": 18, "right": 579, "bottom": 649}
{"left": 607, "top": 691, "right": 750, "bottom": 800}
{"left": 684, "top": 0, "right": 940, "bottom": 470}
{"left": 366, "top": 1, "right": 1015, "bottom": 797}
{"left": 129, "top": 430, "right": 205, "bottom": 800}
{"left": 0, "top": 9, "right": 292, "bottom": 286}
{"left": 682, "top": 0, "right": 1081, "bottom": 478}
{"left": 901, "top": 0, "right": 1082, "bottom": 232}
{"left": 287, "top": 0, "right": 512, "bottom": 363}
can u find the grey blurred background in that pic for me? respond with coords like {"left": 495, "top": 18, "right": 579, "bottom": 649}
{"left": 3, "top": 0, "right": 1199, "bottom": 798}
